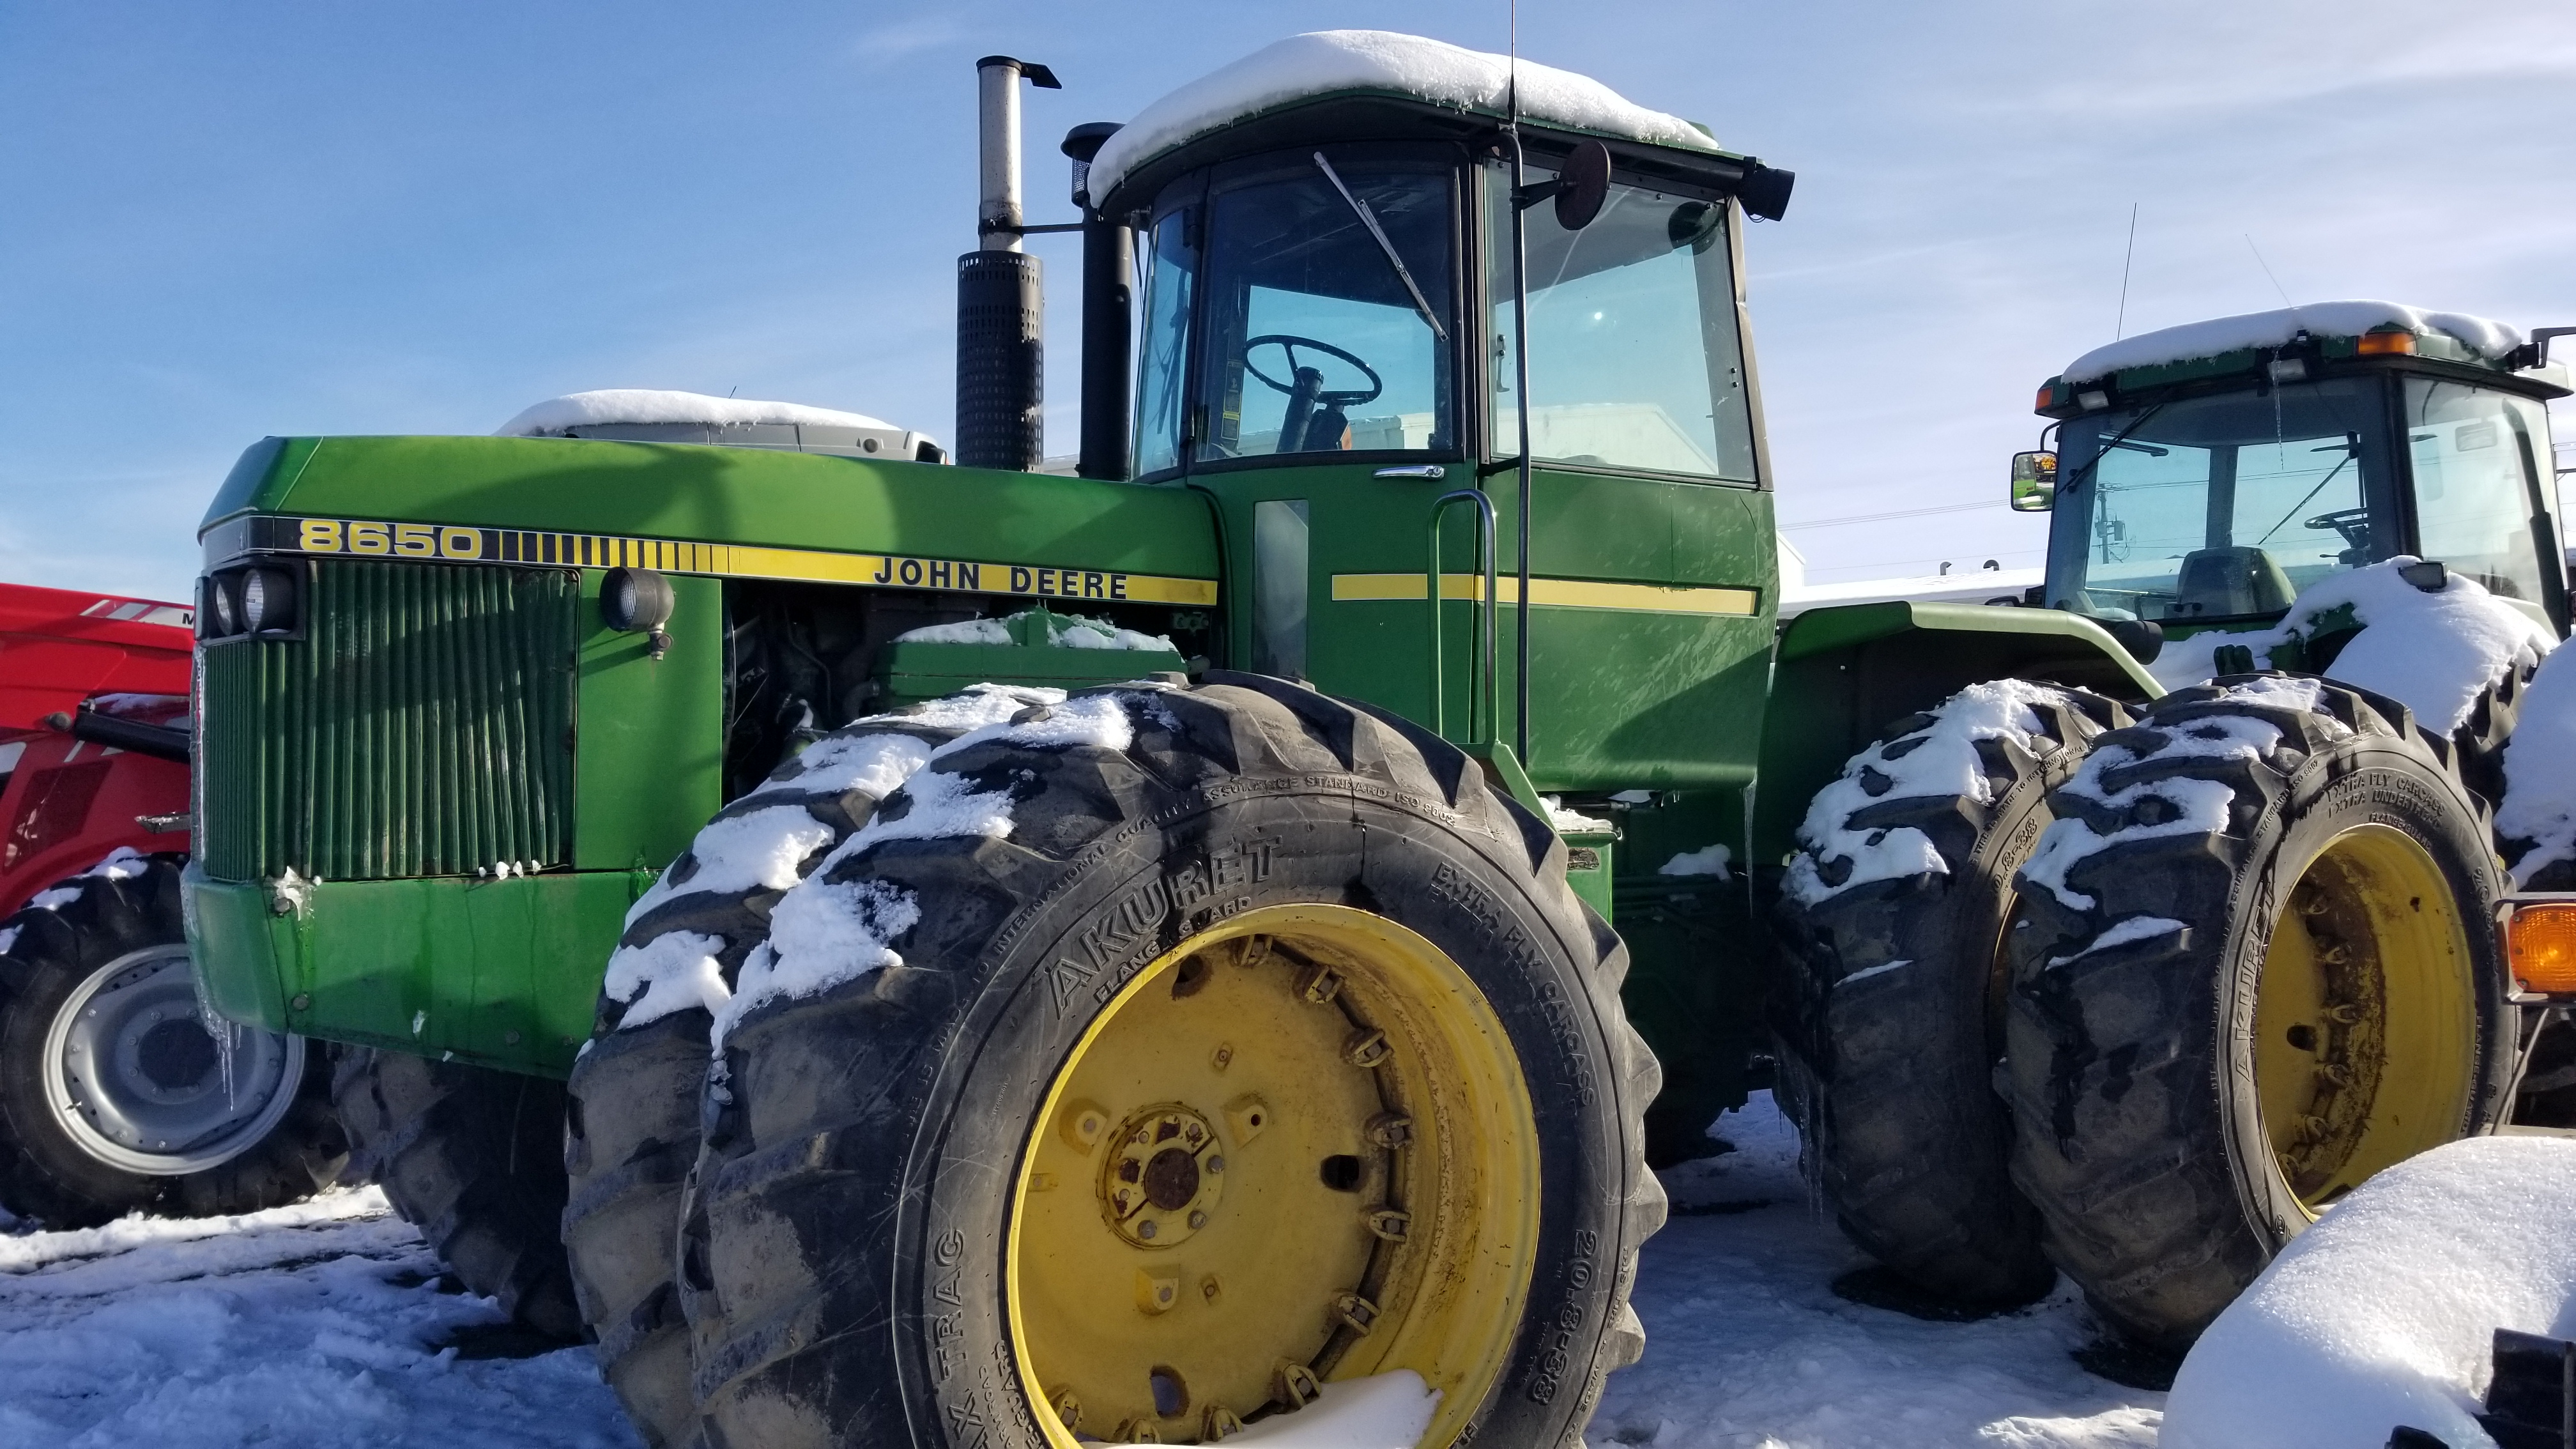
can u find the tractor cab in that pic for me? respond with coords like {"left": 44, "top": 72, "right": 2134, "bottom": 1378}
{"left": 2020, "top": 305, "right": 2573, "bottom": 648}
{"left": 1073, "top": 32, "right": 1794, "bottom": 790}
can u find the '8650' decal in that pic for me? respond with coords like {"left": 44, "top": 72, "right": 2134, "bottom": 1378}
{"left": 209, "top": 514, "right": 1221, "bottom": 608}
{"left": 298, "top": 519, "right": 486, "bottom": 558}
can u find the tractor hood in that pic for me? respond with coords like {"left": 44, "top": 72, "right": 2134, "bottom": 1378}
{"left": 195, "top": 434, "right": 1220, "bottom": 608}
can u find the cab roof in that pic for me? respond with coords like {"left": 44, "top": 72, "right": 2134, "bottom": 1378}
{"left": 2037, "top": 301, "right": 2568, "bottom": 417}
{"left": 1085, "top": 29, "right": 1728, "bottom": 204}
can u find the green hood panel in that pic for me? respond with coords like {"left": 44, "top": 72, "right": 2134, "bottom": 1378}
{"left": 203, "top": 434, "right": 1220, "bottom": 579}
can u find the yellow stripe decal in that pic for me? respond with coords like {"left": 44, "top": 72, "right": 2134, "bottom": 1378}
{"left": 278, "top": 515, "right": 1218, "bottom": 608}
{"left": 1330, "top": 572, "right": 1758, "bottom": 616}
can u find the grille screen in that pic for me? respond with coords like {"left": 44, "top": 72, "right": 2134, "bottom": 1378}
{"left": 197, "top": 560, "right": 578, "bottom": 882}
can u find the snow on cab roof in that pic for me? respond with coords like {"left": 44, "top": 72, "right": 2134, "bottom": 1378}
{"left": 2062, "top": 301, "right": 2524, "bottom": 383}
{"left": 496, "top": 389, "right": 906, "bottom": 439}
{"left": 1086, "top": 29, "right": 1722, "bottom": 204}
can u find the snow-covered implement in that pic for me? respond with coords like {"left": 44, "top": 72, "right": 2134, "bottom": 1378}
{"left": 0, "top": 582, "right": 340, "bottom": 1227}
{"left": 179, "top": 25, "right": 2571, "bottom": 1446}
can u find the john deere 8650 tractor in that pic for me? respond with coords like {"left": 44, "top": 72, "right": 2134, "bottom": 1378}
{"left": 183, "top": 29, "right": 2572, "bottom": 1446}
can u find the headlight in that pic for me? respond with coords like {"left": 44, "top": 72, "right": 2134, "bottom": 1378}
{"left": 203, "top": 574, "right": 239, "bottom": 638}
{"left": 240, "top": 567, "right": 296, "bottom": 633}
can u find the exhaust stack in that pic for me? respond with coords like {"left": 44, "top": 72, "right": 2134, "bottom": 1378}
{"left": 955, "top": 56, "right": 1057, "bottom": 471}
{"left": 1062, "top": 121, "right": 1130, "bottom": 482}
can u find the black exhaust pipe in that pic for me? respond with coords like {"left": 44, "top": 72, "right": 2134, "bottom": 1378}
{"left": 955, "top": 56, "right": 1057, "bottom": 471}
{"left": 1062, "top": 121, "right": 1130, "bottom": 482}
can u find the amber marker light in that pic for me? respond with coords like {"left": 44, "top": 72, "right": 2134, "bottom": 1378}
{"left": 2357, "top": 330, "right": 2419, "bottom": 356}
{"left": 2507, "top": 900, "right": 2576, "bottom": 995}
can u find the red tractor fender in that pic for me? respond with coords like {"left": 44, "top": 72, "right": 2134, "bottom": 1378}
{"left": 0, "top": 582, "right": 195, "bottom": 919}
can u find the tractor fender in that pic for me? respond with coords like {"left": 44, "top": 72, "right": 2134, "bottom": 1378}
{"left": 1750, "top": 602, "right": 2161, "bottom": 866}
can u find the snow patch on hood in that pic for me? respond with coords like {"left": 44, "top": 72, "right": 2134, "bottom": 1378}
{"left": 2063, "top": 302, "right": 2524, "bottom": 384}
{"left": 2147, "top": 556, "right": 2552, "bottom": 733}
{"left": 895, "top": 610, "right": 1177, "bottom": 654}
{"left": 1659, "top": 844, "right": 1732, "bottom": 879}
{"left": 495, "top": 388, "right": 903, "bottom": 438}
{"left": 2500, "top": 643, "right": 2576, "bottom": 886}
{"left": 2161, "top": 1133, "right": 2576, "bottom": 1449}
{"left": 1786, "top": 680, "right": 2069, "bottom": 907}
{"left": 1087, "top": 30, "right": 1721, "bottom": 203}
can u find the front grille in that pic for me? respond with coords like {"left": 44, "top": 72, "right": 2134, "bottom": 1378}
{"left": 198, "top": 560, "right": 579, "bottom": 881}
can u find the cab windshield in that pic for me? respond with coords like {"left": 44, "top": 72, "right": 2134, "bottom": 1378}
{"left": 1182, "top": 150, "right": 1457, "bottom": 464}
{"left": 2045, "top": 379, "right": 2395, "bottom": 622}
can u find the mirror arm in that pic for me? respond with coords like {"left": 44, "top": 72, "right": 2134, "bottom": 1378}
{"left": 1512, "top": 178, "right": 1566, "bottom": 211}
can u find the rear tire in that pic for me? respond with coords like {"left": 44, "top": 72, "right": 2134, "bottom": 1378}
{"left": 333, "top": 1045, "right": 582, "bottom": 1338}
{"left": 682, "top": 674, "right": 1663, "bottom": 1448}
{"left": 1773, "top": 682, "right": 2124, "bottom": 1306}
{"left": 2004, "top": 677, "right": 2512, "bottom": 1350}
{"left": 0, "top": 852, "right": 342, "bottom": 1228}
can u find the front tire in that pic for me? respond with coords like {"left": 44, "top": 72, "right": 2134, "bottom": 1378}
{"left": 0, "top": 852, "right": 342, "bottom": 1227}
{"left": 334, "top": 1046, "right": 583, "bottom": 1338}
{"left": 684, "top": 674, "right": 1663, "bottom": 1448}
{"left": 2005, "top": 677, "right": 2512, "bottom": 1350}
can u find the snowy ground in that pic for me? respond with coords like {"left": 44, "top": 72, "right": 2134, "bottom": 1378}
{"left": 0, "top": 1092, "right": 2159, "bottom": 1447}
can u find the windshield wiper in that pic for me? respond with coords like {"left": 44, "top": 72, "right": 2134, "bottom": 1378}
{"left": 1312, "top": 152, "right": 1448, "bottom": 341}
{"left": 2064, "top": 404, "right": 2168, "bottom": 493}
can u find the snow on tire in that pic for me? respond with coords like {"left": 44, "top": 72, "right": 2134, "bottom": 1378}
{"left": 2004, "top": 675, "right": 2515, "bottom": 1351}
{"left": 677, "top": 673, "right": 1663, "bottom": 1448}
{"left": 0, "top": 850, "right": 343, "bottom": 1228}
{"left": 1772, "top": 680, "right": 2127, "bottom": 1306}
{"left": 565, "top": 686, "right": 1055, "bottom": 1448}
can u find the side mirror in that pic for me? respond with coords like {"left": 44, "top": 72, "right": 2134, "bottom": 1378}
{"left": 1556, "top": 140, "right": 1611, "bottom": 231}
{"left": 2011, "top": 450, "right": 2058, "bottom": 512}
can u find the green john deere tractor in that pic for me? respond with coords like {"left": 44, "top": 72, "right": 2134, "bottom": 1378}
{"left": 182, "top": 29, "right": 2574, "bottom": 1447}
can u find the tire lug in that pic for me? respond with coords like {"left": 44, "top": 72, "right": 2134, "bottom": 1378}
{"left": 1294, "top": 962, "right": 1342, "bottom": 1005}
{"left": 1210, "top": 1042, "right": 1234, "bottom": 1072}
{"left": 1330, "top": 1291, "right": 1379, "bottom": 1335}
{"left": 1342, "top": 1028, "right": 1389, "bottom": 1069}
{"left": 1112, "top": 1416, "right": 1162, "bottom": 1443}
{"left": 1048, "top": 1386, "right": 1082, "bottom": 1431}
{"left": 1365, "top": 1206, "right": 1411, "bottom": 1241}
{"left": 1188, "top": 1210, "right": 1206, "bottom": 1229}
{"left": 1365, "top": 1110, "right": 1413, "bottom": 1148}
{"left": 1274, "top": 1360, "right": 1321, "bottom": 1410}
{"left": 1202, "top": 1404, "right": 1245, "bottom": 1440}
{"left": 1200, "top": 1273, "right": 1222, "bottom": 1304}
{"left": 1236, "top": 935, "right": 1273, "bottom": 969}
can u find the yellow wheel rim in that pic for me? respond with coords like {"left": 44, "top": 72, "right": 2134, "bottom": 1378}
{"left": 1007, "top": 903, "right": 1538, "bottom": 1446}
{"left": 2252, "top": 823, "right": 2476, "bottom": 1216}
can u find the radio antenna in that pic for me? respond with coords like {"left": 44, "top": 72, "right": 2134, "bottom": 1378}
{"left": 2113, "top": 202, "right": 2137, "bottom": 339}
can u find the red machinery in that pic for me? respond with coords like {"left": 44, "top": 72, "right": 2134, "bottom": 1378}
{"left": 0, "top": 581, "right": 195, "bottom": 916}
{"left": 0, "top": 580, "right": 339, "bottom": 1227}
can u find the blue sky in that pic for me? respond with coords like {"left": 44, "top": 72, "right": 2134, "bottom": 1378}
{"left": 4, "top": 1, "right": 2571, "bottom": 600}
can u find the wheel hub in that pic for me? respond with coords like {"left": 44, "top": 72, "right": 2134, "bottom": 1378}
{"left": 1101, "top": 1103, "right": 1225, "bottom": 1247}
{"left": 42, "top": 944, "right": 306, "bottom": 1174}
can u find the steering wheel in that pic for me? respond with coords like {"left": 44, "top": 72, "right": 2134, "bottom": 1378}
{"left": 2304, "top": 507, "right": 2372, "bottom": 548}
{"left": 2304, "top": 506, "right": 2373, "bottom": 567}
{"left": 1243, "top": 335, "right": 1383, "bottom": 406}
